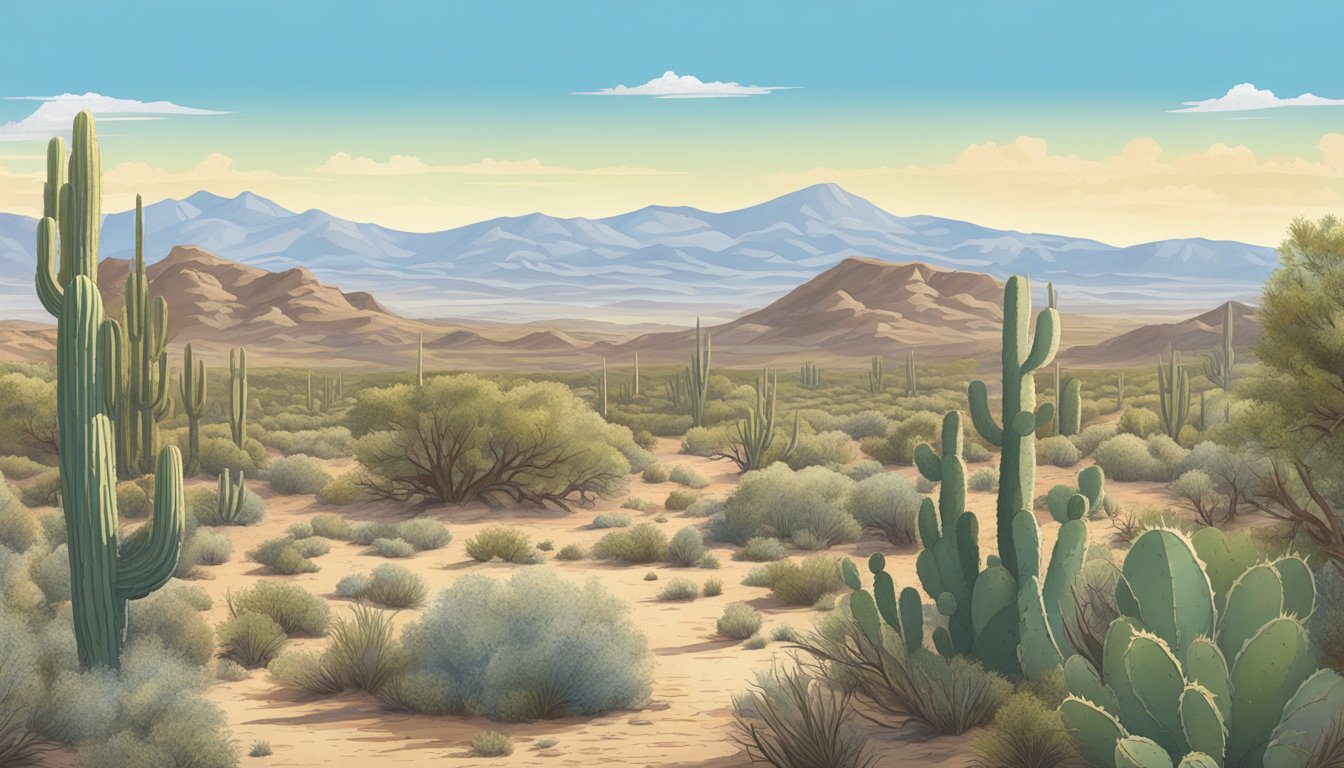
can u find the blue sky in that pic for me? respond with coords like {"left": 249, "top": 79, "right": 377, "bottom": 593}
{"left": 0, "top": 0, "right": 1342, "bottom": 244}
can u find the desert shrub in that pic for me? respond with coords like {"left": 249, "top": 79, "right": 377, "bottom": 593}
{"left": 556, "top": 543, "right": 585, "bottom": 561}
{"left": 1117, "top": 407, "right": 1162, "bottom": 438}
{"left": 336, "top": 572, "right": 372, "bottom": 598}
{"left": 471, "top": 731, "right": 513, "bottom": 757}
{"left": 1071, "top": 423, "right": 1118, "bottom": 456}
{"left": 786, "top": 430, "right": 854, "bottom": 470}
{"left": 658, "top": 578, "right": 699, "bottom": 601}
{"left": 681, "top": 426, "right": 733, "bottom": 457}
{"left": 1062, "top": 557, "right": 1122, "bottom": 671}
{"left": 464, "top": 526, "right": 535, "bottom": 563}
{"left": 390, "top": 568, "right": 652, "bottom": 720}
{"left": 351, "top": 521, "right": 400, "bottom": 545}
{"left": 1309, "top": 562, "right": 1344, "bottom": 670}
{"left": 772, "top": 624, "right": 800, "bottom": 643}
{"left": 1177, "top": 442, "right": 1265, "bottom": 522}
{"left": 717, "top": 603, "right": 764, "bottom": 639}
{"left": 198, "top": 436, "right": 267, "bottom": 476}
{"left": 258, "top": 426, "right": 353, "bottom": 459}
{"left": 126, "top": 583, "right": 216, "bottom": 666}
{"left": 1094, "top": 433, "right": 1184, "bottom": 482}
{"left": 287, "top": 521, "right": 314, "bottom": 539}
{"left": 968, "top": 467, "right": 999, "bottom": 492}
{"left": 0, "top": 373, "right": 56, "bottom": 462}
{"left": 192, "top": 483, "right": 266, "bottom": 527}
{"left": 293, "top": 537, "right": 330, "bottom": 558}
{"left": 266, "top": 454, "right": 331, "bottom": 495}
{"left": 885, "top": 412, "right": 942, "bottom": 465}
{"left": 846, "top": 473, "right": 921, "bottom": 545}
{"left": 669, "top": 465, "right": 709, "bottom": 489}
{"left": 644, "top": 571, "right": 658, "bottom": 581}
{"left": 841, "top": 460, "right": 885, "bottom": 481}
{"left": 216, "top": 659, "right": 249, "bottom": 682}
{"left": 965, "top": 441, "right": 993, "bottom": 463}
{"left": 537, "top": 539, "right": 554, "bottom": 551}
{"left": 373, "top": 537, "right": 415, "bottom": 558}
{"left": 218, "top": 612, "right": 288, "bottom": 668}
{"left": 271, "top": 603, "right": 405, "bottom": 696}
{"left": 115, "top": 481, "right": 150, "bottom": 519}
{"left": 631, "top": 429, "right": 657, "bottom": 450}
{"left": 711, "top": 464, "right": 858, "bottom": 547}
{"left": 841, "top": 411, "right": 890, "bottom": 440}
{"left": 665, "top": 527, "right": 707, "bottom": 567}
{"left": 743, "top": 633, "right": 768, "bottom": 650}
{"left": 734, "top": 663, "right": 875, "bottom": 768}
{"left": 29, "top": 543, "right": 70, "bottom": 603}
{"left": 619, "top": 442, "right": 656, "bottom": 474}
{"left": 703, "top": 577, "right": 725, "bottom": 597}
{"left": 248, "top": 740, "right": 273, "bottom": 758}
{"left": 683, "top": 496, "right": 723, "bottom": 518}
{"left": 621, "top": 496, "right": 656, "bottom": 511}
{"left": 971, "top": 691, "right": 1077, "bottom": 768}
{"left": 21, "top": 469, "right": 61, "bottom": 508}
{"left": 592, "top": 523, "right": 668, "bottom": 564}
{"left": 642, "top": 464, "right": 670, "bottom": 483}
{"left": 0, "top": 455, "right": 46, "bottom": 480}
{"left": 184, "top": 528, "right": 233, "bottom": 568}
{"left": 397, "top": 519, "right": 450, "bottom": 550}
{"left": 736, "top": 537, "right": 787, "bottom": 562}
{"left": 762, "top": 555, "right": 848, "bottom": 606}
{"left": 1169, "top": 470, "right": 1222, "bottom": 526}
{"left": 0, "top": 478, "right": 41, "bottom": 553}
{"left": 350, "top": 376, "right": 634, "bottom": 506}
{"left": 591, "top": 512, "right": 631, "bottom": 529}
{"left": 1035, "top": 435, "right": 1080, "bottom": 468}
{"left": 366, "top": 563, "right": 428, "bottom": 609}
{"left": 317, "top": 472, "right": 365, "bottom": 505}
{"left": 247, "top": 537, "right": 319, "bottom": 575}
{"left": 665, "top": 489, "right": 699, "bottom": 510}
{"left": 227, "top": 582, "right": 330, "bottom": 636}
{"left": 1146, "top": 434, "right": 1189, "bottom": 474}
{"left": 311, "top": 513, "right": 354, "bottom": 540}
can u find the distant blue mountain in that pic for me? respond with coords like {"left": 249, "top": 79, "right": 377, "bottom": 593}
{"left": 0, "top": 183, "right": 1276, "bottom": 322}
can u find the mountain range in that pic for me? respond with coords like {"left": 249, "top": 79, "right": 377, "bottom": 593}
{"left": 0, "top": 184, "right": 1276, "bottom": 324}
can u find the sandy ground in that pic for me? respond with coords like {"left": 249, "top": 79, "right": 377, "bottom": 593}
{"left": 26, "top": 437, "right": 1181, "bottom": 768}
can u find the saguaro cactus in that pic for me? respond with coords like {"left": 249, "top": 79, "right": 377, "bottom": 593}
{"left": 306, "top": 370, "right": 314, "bottom": 413}
{"left": 1158, "top": 349, "right": 1190, "bottom": 440}
{"left": 799, "top": 361, "right": 821, "bottom": 388}
{"left": 667, "top": 374, "right": 685, "bottom": 408}
{"left": 596, "top": 358, "right": 608, "bottom": 419}
{"left": 216, "top": 470, "right": 246, "bottom": 525}
{"left": 35, "top": 112, "right": 183, "bottom": 669}
{"left": 633, "top": 352, "right": 640, "bottom": 396}
{"left": 179, "top": 343, "right": 206, "bottom": 476}
{"left": 868, "top": 355, "right": 884, "bottom": 394}
{"left": 968, "top": 275, "right": 1059, "bottom": 577}
{"left": 124, "top": 195, "right": 172, "bottom": 477}
{"left": 229, "top": 346, "right": 248, "bottom": 449}
{"left": 687, "top": 318, "right": 711, "bottom": 427}
{"left": 904, "top": 350, "right": 917, "bottom": 397}
{"left": 1202, "top": 302, "right": 1234, "bottom": 391}
{"left": 1058, "top": 377, "right": 1081, "bottom": 437}
{"left": 728, "top": 367, "right": 797, "bottom": 472}
{"left": 1117, "top": 371, "right": 1125, "bottom": 409}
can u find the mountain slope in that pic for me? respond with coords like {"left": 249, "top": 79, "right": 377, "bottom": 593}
{"left": 0, "top": 184, "right": 1274, "bottom": 323}
{"left": 1060, "top": 301, "right": 1258, "bottom": 366}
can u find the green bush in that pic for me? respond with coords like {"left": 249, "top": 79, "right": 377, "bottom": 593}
{"left": 311, "top": 513, "right": 354, "bottom": 540}
{"left": 115, "top": 481, "right": 150, "bottom": 519}
{"left": 769, "top": 555, "right": 849, "bottom": 606}
{"left": 1035, "top": 435, "right": 1080, "bottom": 467}
{"left": 665, "top": 489, "right": 699, "bottom": 510}
{"left": 390, "top": 568, "right": 652, "bottom": 720}
{"left": 703, "top": 577, "right": 724, "bottom": 597}
{"left": 1094, "top": 433, "right": 1185, "bottom": 481}
{"left": 199, "top": 435, "right": 268, "bottom": 476}
{"left": 288, "top": 521, "right": 314, "bottom": 539}
{"left": 293, "top": 537, "right": 331, "bottom": 558}
{"left": 464, "top": 526, "right": 537, "bottom": 564}
{"left": 397, "top": 519, "right": 451, "bottom": 550}
{"left": 840, "top": 411, "right": 890, "bottom": 440}
{"left": 192, "top": 483, "right": 266, "bottom": 526}
{"left": 351, "top": 521, "right": 400, "bottom": 546}
{"left": 681, "top": 426, "right": 733, "bottom": 457}
{"left": 184, "top": 528, "right": 233, "bottom": 568}
{"left": 658, "top": 578, "right": 699, "bottom": 601}
{"left": 711, "top": 464, "right": 858, "bottom": 547}
{"left": 846, "top": 473, "right": 921, "bottom": 545}
{"left": 785, "top": 430, "right": 853, "bottom": 470}
{"left": 218, "top": 612, "right": 289, "bottom": 668}
{"left": 471, "top": 731, "right": 513, "bottom": 757}
{"left": 968, "top": 466, "right": 999, "bottom": 492}
{"left": 126, "top": 582, "right": 217, "bottom": 666}
{"left": 266, "top": 454, "right": 332, "bottom": 495}
{"left": 1117, "top": 407, "right": 1162, "bottom": 438}
{"left": 0, "top": 455, "right": 46, "bottom": 480}
{"left": 317, "top": 472, "right": 365, "bottom": 505}
{"left": 972, "top": 691, "right": 1078, "bottom": 768}
{"left": 734, "top": 664, "right": 875, "bottom": 768}
{"left": 227, "top": 582, "right": 330, "bottom": 636}
{"left": 743, "top": 633, "right": 768, "bottom": 650}
{"left": 366, "top": 563, "right": 428, "bottom": 609}
{"left": 373, "top": 537, "right": 415, "bottom": 558}
{"left": 258, "top": 426, "right": 353, "bottom": 459}
{"left": 886, "top": 411, "right": 942, "bottom": 465}
{"left": 1071, "top": 423, "right": 1117, "bottom": 456}
{"left": 248, "top": 740, "right": 273, "bottom": 758}
{"left": 0, "top": 477, "right": 41, "bottom": 553}
{"left": 537, "top": 539, "right": 554, "bottom": 552}
{"left": 621, "top": 496, "right": 657, "bottom": 511}
{"left": 669, "top": 465, "right": 709, "bottom": 489}
{"left": 590, "top": 512, "right": 631, "bottom": 529}
{"left": 592, "top": 523, "right": 668, "bottom": 564}
{"left": 717, "top": 603, "right": 763, "bottom": 639}
{"left": 735, "top": 537, "right": 787, "bottom": 562}
{"left": 271, "top": 604, "right": 405, "bottom": 696}
{"left": 336, "top": 572, "right": 372, "bottom": 598}
{"left": 248, "top": 537, "right": 319, "bottom": 575}
{"left": 642, "top": 464, "right": 670, "bottom": 483}
{"left": 556, "top": 543, "right": 585, "bottom": 561}
{"left": 21, "top": 469, "right": 61, "bottom": 508}
{"left": 666, "top": 526, "right": 707, "bottom": 567}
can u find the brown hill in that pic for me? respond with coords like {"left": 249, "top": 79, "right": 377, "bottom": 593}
{"left": 1059, "top": 301, "right": 1258, "bottom": 367}
{"left": 614, "top": 257, "right": 1007, "bottom": 363}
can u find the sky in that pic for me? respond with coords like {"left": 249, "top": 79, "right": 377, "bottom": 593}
{"left": 0, "top": 0, "right": 1342, "bottom": 245}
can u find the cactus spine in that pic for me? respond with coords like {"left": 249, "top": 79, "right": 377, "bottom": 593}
{"left": 123, "top": 195, "right": 171, "bottom": 477}
{"left": 799, "top": 361, "right": 821, "bottom": 388}
{"left": 904, "top": 350, "right": 917, "bottom": 397}
{"left": 1158, "top": 349, "right": 1191, "bottom": 440}
{"left": 596, "top": 358, "right": 608, "bottom": 419}
{"left": 968, "top": 275, "right": 1059, "bottom": 577}
{"left": 1202, "top": 303, "right": 1234, "bottom": 391}
{"left": 179, "top": 343, "right": 206, "bottom": 476}
{"left": 868, "top": 355, "right": 885, "bottom": 393}
{"left": 228, "top": 347, "right": 248, "bottom": 449}
{"left": 730, "top": 368, "right": 797, "bottom": 471}
{"left": 34, "top": 112, "right": 183, "bottom": 669}
{"left": 686, "top": 318, "right": 711, "bottom": 427}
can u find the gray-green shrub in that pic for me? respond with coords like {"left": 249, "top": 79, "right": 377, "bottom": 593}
{"left": 711, "top": 464, "right": 858, "bottom": 547}
{"left": 266, "top": 454, "right": 332, "bottom": 495}
{"left": 845, "top": 473, "right": 921, "bottom": 545}
{"left": 717, "top": 603, "right": 763, "bottom": 639}
{"left": 226, "top": 582, "right": 330, "bottom": 636}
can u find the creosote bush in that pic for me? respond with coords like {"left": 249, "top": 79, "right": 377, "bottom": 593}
{"left": 396, "top": 519, "right": 451, "bottom": 550}
{"left": 590, "top": 512, "right": 631, "bottom": 529}
{"left": 746, "top": 555, "right": 849, "bottom": 606}
{"left": 665, "top": 526, "right": 707, "bottom": 567}
{"left": 658, "top": 578, "right": 699, "bottom": 601}
{"left": 218, "top": 612, "right": 289, "bottom": 668}
{"left": 556, "top": 543, "right": 586, "bottom": 561}
{"left": 665, "top": 489, "right": 699, "bottom": 510}
{"left": 388, "top": 568, "right": 652, "bottom": 721}
{"left": 592, "top": 522, "right": 668, "bottom": 564}
{"left": 265, "top": 454, "right": 332, "bottom": 495}
{"left": 248, "top": 537, "right": 320, "bottom": 575}
{"left": 712, "top": 464, "right": 859, "bottom": 548}
{"left": 703, "top": 577, "right": 725, "bottom": 597}
{"left": 271, "top": 604, "right": 405, "bottom": 697}
{"left": 365, "top": 563, "right": 428, "bottom": 609}
{"left": 1035, "top": 435, "right": 1080, "bottom": 467}
{"left": 471, "top": 731, "right": 513, "bottom": 758}
{"left": 227, "top": 582, "right": 330, "bottom": 636}
{"left": 311, "top": 513, "right": 354, "bottom": 540}
{"left": 735, "top": 537, "right": 787, "bottom": 562}
{"left": 373, "top": 537, "right": 415, "bottom": 558}
{"left": 717, "top": 602, "right": 764, "bottom": 639}
{"left": 642, "top": 464, "right": 670, "bottom": 483}
{"left": 464, "top": 526, "right": 537, "bottom": 564}
{"left": 669, "top": 465, "right": 709, "bottom": 489}
{"left": 845, "top": 473, "right": 921, "bottom": 545}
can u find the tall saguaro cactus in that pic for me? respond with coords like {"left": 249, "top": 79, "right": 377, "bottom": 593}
{"left": 229, "top": 347, "right": 248, "bottom": 449}
{"left": 1202, "top": 302, "right": 1234, "bottom": 391}
{"left": 34, "top": 112, "right": 183, "bottom": 669}
{"left": 596, "top": 358, "right": 608, "bottom": 419}
{"left": 868, "top": 355, "right": 884, "bottom": 394}
{"left": 124, "top": 195, "right": 171, "bottom": 476}
{"left": 179, "top": 343, "right": 206, "bottom": 476}
{"left": 686, "top": 318, "right": 711, "bottom": 427}
{"left": 1158, "top": 349, "right": 1191, "bottom": 440}
{"left": 904, "top": 350, "right": 918, "bottom": 397}
{"left": 633, "top": 352, "right": 640, "bottom": 396}
{"left": 968, "top": 276, "right": 1059, "bottom": 577}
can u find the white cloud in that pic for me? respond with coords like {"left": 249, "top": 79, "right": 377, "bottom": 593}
{"left": 574, "top": 70, "right": 794, "bottom": 99}
{"left": 1170, "top": 83, "right": 1344, "bottom": 113}
{"left": 103, "top": 153, "right": 287, "bottom": 186}
{"left": 310, "top": 152, "right": 674, "bottom": 176}
{"left": 0, "top": 92, "right": 227, "bottom": 141}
